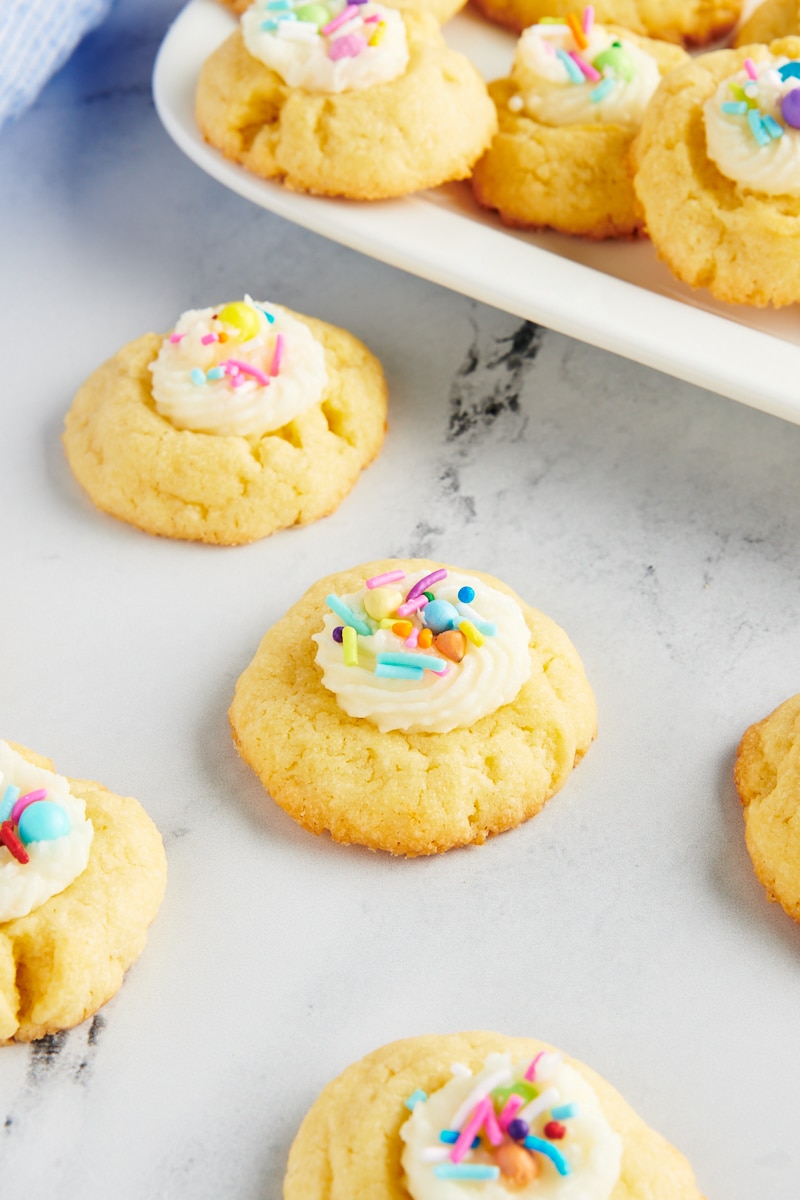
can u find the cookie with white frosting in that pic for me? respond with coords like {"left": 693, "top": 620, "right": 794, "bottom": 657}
{"left": 284, "top": 1033, "right": 704, "bottom": 1200}
{"left": 735, "top": 0, "right": 800, "bottom": 48}
{"left": 471, "top": 0, "right": 741, "bottom": 45}
{"left": 229, "top": 559, "right": 596, "bottom": 855}
{"left": 63, "top": 297, "right": 387, "bottom": 544}
{"left": 632, "top": 38, "right": 800, "bottom": 305}
{"left": 0, "top": 742, "right": 166, "bottom": 1043}
{"left": 218, "top": 0, "right": 467, "bottom": 27}
{"left": 735, "top": 692, "right": 800, "bottom": 923}
{"left": 196, "top": 6, "right": 496, "bottom": 199}
{"left": 472, "top": 14, "right": 686, "bottom": 238}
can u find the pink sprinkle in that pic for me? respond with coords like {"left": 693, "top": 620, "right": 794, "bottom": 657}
{"left": 225, "top": 358, "right": 270, "bottom": 386}
{"left": 321, "top": 4, "right": 357, "bottom": 34}
{"left": 406, "top": 569, "right": 447, "bottom": 601}
{"left": 327, "top": 32, "right": 366, "bottom": 59}
{"left": 743, "top": 57, "right": 758, "bottom": 81}
{"left": 230, "top": 374, "right": 245, "bottom": 388}
{"left": 11, "top": 789, "right": 47, "bottom": 825}
{"left": 498, "top": 1094, "right": 524, "bottom": 1131}
{"left": 405, "top": 628, "right": 419, "bottom": 649}
{"left": 483, "top": 1104, "right": 504, "bottom": 1147}
{"left": 525, "top": 1052, "right": 546, "bottom": 1082}
{"left": 270, "top": 332, "right": 285, "bottom": 377}
{"left": 396, "top": 595, "right": 428, "bottom": 618}
{"left": 569, "top": 50, "right": 600, "bottom": 81}
{"left": 201, "top": 333, "right": 219, "bottom": 345}
{"left": 582, "top": 3, "right": 594, "bottom": 34}
{"left": 366, "top": 569, "right": 406, "bottom": 589}
{"left": 169, "top": 333, "right": 185, "bottom": 344}
{"left": 451, "top": 1098, "right": 490, "bottom": 1164}
{"left": 363, "top": 12, "right": 379, "bottom": 20}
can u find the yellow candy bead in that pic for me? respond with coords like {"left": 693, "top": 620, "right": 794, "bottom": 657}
{"left": 217, "top": 301, "right": 261, "bottom": 342}
{"left": 364, "top": 587, "right": 403, "bottom": 621}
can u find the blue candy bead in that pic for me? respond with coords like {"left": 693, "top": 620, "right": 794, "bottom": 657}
{"left": 457, "top": 586, "right": 475, "bottom": 604}
{"left": 422, "top": 599, "right": 459, "bottom": 634}
{"left": 18, "top": 801, "right": 70, "bottom": 845}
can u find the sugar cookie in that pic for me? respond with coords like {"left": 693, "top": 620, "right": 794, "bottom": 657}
{"left": 229, "top": 559, "right": 596, "bottom": 855}
{"left": 284, "top": 1032, "right": 704, "bottom": 1200}
{"left": 0, "top": 741, "right": 166, "bottom": 1043}
{"left": 632, "top": 38, "right": 800, "bottom": 305}
{"left": 196, "top": 9, "right": 496, "bottom": 199}
{"left": 217, "top": 0, "right": 467, "bottom": 26}
{"left": 63, "top": 297, "right": 387, "bottom": 545}
{"left": 735, "top": 692, "right": 800, "bottom": 923}
{"left": 735, "top": 0, "right": 800, "bottom": 47}
{"left": 472, "top": 16, "right": 687, "bottom": 238}
{"left": 471, "top": 0, "right": 741, "bottom": 46}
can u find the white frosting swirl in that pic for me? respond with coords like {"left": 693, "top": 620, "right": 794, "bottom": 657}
{"left": 242, "top": 0, "right": 408, "bottom": 94}
{"left": 401, "top": 1053, "right": 622, "bottom": 1200}
{"left": 704, "top": 58, "right": 800, "bottom": 196}
{"left": 0, "top": 742, "right": 94, "bottom": 924}
{"left": 512, "top": 23, "right": 660, "bottom": 129}
{"left": 312, "top": 569, "right": 532, "bottom": 734}
{"left": 149, "top": 299, "right": 327, "bottom": 437}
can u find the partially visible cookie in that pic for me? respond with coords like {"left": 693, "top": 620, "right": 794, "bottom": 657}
{"left": 632, "top": 38, "right": 800, "bottom": 306}
{"left": 196, "top": 9, "right": 496, "bottom": 200}
{"left": 284, "top": 1032, "right": 704, "bottom": 1200}
{"left": 217, "top": 0, "right": 467, "bottom": 26}
{"left": 735, "top": 0, "right": 800, "bottom": 46}
{"left": 471, "top": 0, "right": 741, "bottom": 45}
{"left": 472, "top": 19, "right": 687, "bottom": 239}
{"left": 229, "top": 559, "right": 596, "bottom": 856}
{"left": 735, "top": 693, "right": 800, "bottom": 923}
{"left": 64, "top": 298, "right": 387, "bottom": 545}
{"left": 0, "top": 742, "right": 166, "bottom": 1043}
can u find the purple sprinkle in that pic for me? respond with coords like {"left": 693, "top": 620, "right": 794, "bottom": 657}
{"left": 332, "top": 626, "right": 344, "bottom": 643}
{"left": 406, "top": 569, "right": 447, "bottom": 602}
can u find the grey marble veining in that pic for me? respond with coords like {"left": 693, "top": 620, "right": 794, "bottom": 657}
{"left": 2, "top": 2, "right": 800, "bottom": 1198}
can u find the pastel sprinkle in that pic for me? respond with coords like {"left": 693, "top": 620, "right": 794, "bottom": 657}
{"left": 375, "top": 663, "right": 424, "bottom": 680}
{"left": 721, "top": 101, "right": 748, "bottom": 115}
{"left": 270, "top": 332, "right": 285, "bottom": 376}
{"left": 406, "top": 570, "right": 447, "bottom": 601}
{"left": 10, "top": 789, "right": 47, "bottom": 825}
{"left": 451, "top": 1097, "right": 491, "bottom": 1163}
{"left": 225, "top": 358, "right": 271, "bottom": 386}
{"left": 582, "top": 4, "right": 594, "bottom": 34}
{"left": 449, "top": 1067, "right": 512, "bottom": 1131}
{"left": 459, "top": 619, "right": 484, "bottom": 647}
{"left": 321, "top": 4, "right": 358, "bottom": 34}
{"left": 550, "top": 1102, "right": 579, "bottom": 1120}
{"left": 434, "top": 1165, "right": 500, "bottom": 1181}
{"left": 523, "top": 1136, "right": 571, "bottom": 1175}
{"left": 483, "top": 1102, "right": 504, "bottom": 1147}
{"left": 729, "top": 82, "right": 747, "bottom": 101}
{"left": 498, "top": 1094, "right": 525, "bottom": 1130}
{"left": 207, "top": 366, "right": 226, "bottom": 381}
{"left": 267, "top": 0, "right": 292, "bottom": 9}
{"left": 566, "top": 12, "right": 588, "bottom": 50}
{"left": 363, "top": 12, "right": 380, "bottom": 20}
{"left": 778, "top": 61, "right": 800, "bottom": 80}
{"left": 747, "top": 108, "right": 770, "bottom": 146}
{"left": 261, "top": 18, "right": 279, "bottom": 29}
{"left": 455, "top": 603, "right": 496, "bottom": 636}
{"left": 405, "top": 628, "right": 419, "bottom": 649}
{"left": 325, "top": 594, "right": 371, "bottom": 635}
{"left": 259, "top": 307, "right": 276, "bottom": 323}
{"left": 368, "top": 21, "right": 386, "bottom": 46}
{"left": 556, "top": 47, "right": 584, "bottom": 84}
{"left": 201, "top": 333, "right": 219, "bottom": 345}
{"left": 342, "top": 625, "right": 359, "bottom": 666}
{"left": 570, "top": 50, "right": 600, "bottom": 82}
{"left": 524, "top": 1052, "right": 546, "bottom": 1081}
{"left": 0, "top": 785, "right": 20, "bottom": 823}
{"left": 590, "top": 77, "right": 615, "bottom": 103}
{"left": 439, "top": 1131, "right": 480, "bottom": 1146}
{"left": 405, "top": 1089, "right": 428, "bottom": 1111}
{"left": 519, "top": 1086, "right": 560, "bottom": 1124}
{"left": 396, "top": 595, "right": 428, "bottom": 618}
{"left": 366, "top": 569, "right": 406, "bottom": 589}
{"left": 376, "top": 652, "right": 448, "bottom": 674}
{"left": 420, "top": 1148, "right": 456, "bottom": 1163}
{"left": 230, "top": 375, "right": 245, "bottom": 388}
{"left": 743, "top": 57, "right": 758, "bottom": 81}
{"left": 190, "top": 368, "right": 206, "bottom": 386}
{"left": 762, "top": 113, "right": 784, "bottom": 139}
{"left": 169, "top": 332, "right": 185, "bottom": 343}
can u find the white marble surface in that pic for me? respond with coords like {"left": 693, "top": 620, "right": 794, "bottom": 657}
{"left": 2, "top": 2, "right": 800, "bottom": 1197}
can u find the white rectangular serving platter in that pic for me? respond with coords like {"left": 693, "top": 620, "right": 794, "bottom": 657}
{"left": 153, "top": 0, "right": 800, "bottom": 424}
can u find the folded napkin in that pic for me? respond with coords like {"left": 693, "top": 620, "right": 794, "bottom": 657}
{"left": 0, "top": 0, "right": 113, "bottom": 130}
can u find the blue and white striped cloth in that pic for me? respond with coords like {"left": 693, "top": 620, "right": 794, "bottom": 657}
{"left": 0, "top": 0, "right": 113, "bottom": 130}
